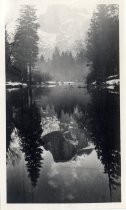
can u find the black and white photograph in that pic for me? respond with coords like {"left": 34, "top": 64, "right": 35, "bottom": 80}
{"left": 1, "top": 0, "right": 126, "bottom": 208}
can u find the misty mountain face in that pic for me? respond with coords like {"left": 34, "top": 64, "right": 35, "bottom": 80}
{"left": 39, "top": 4, "right": 90, "bottom": 59}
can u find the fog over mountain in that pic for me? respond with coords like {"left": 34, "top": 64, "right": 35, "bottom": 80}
{"left": 5, "top": 0, "right": 95, "bottom": 60}
{"left": 38, "top": 4, "right": 90, "bottom": 59}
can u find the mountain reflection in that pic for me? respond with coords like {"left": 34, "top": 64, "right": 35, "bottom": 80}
{"left": 41, "top": 105, "right": 93, "bottom": 162}
{"left": 42, "top": 131, "right": 76, "bottom": 162}
{"left": 6, "top": 86, "right": 121, "bottom": 202}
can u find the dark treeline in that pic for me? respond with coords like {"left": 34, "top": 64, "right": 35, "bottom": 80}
{"left": 5, "top": 4, "right": 119, "bottom": 84}
{"left": 86, "top": 4, "right": 119, "bottom": 84}
{"left": 36, "top": 47, "right": 88, "bottom": 82}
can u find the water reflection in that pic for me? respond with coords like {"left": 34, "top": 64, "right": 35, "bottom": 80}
{"left": 18, "top": 101, "right": 43, "bottom": 188}
{"left": 6, "top": 85, "right": 121, "bottom": 202}
{"left": 42, "top": 131, "right": 77, "bottom": 162}
{"left": 7, "top": 88, "right": 43, "bottom": 188}
{"left": 87, "top": 89, "right": 120, "bottom": 200}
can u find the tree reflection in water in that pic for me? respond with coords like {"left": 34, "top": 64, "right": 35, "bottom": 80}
{"left": 6, "top": 86, "right": 121, "bottom": 202}
{"left": 7, "top": 88, "right": 44, "bottom": 188}
{"left": 86, "top": 89, "right": 120, "bottom": 199}
{"left": 38, "top": 87, "right": 120, "bottom": 198}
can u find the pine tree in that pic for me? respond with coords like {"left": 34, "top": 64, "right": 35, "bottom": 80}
{"left": 86, "top": 4, "right": 119, "bottom": 83}
{"left": 13, "top": 5, "right": 39, "bottom": 83}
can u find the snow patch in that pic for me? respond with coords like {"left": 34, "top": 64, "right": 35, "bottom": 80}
{"left": 107, "top": 74, "right": 118, "bottom": 79}
{"left": 91, "top": 81, "right": 96, "bottom": 85}
{"left": 6, "top": 82, "right": 27, "bottom": 87}
{"left": 106, "top": 79, "right": 119, "bottom": 86}
{"left": 105, "top": 79, "right": 119, "bottom": 90}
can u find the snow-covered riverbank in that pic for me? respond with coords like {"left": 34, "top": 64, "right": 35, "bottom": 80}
{"left": 6, "top": 82, "right": 27, "bottom": 88}
{"left": 89, "top": 75, "right": 119, "bottom": 92}
{"left": 6, "top": 81, "right": 86, "bottom": 89}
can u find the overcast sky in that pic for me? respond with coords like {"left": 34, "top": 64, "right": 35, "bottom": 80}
{"left": 5, "top": 0, "right": 120, "bottom": 54}
{"left": 5, "top": 0, "right": 119, "bottom": 35}
{"left": 5, "top": 0, "right": 119, "bottom": 24}
{"left": 5, "top": 0, "right": 97, "bottom": 21}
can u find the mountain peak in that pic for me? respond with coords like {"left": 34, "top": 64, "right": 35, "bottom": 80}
{"left": 39, "top": 4, "right": 90, "bottom": 58}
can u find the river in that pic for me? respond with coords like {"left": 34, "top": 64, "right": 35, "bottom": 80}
{"left": 6, "top": 83, "right": 121, "bottom": 203}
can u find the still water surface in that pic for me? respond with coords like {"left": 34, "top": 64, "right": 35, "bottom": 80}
{"left": 6, "top": 84, "right": 121, "bottom": 203}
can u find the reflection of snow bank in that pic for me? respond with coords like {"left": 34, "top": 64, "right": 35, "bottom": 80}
{"left": 106, "top": 86, "right": 115, "bottom": 90}
{"left": 7, "top": 88, "right": 20, "bottom": 92}
{"left": 7, "top": 128, "right": 22, "bottom": 165}
{"left": 46, "top": 85, "right": 57, "bottom": 87}
{"left": 80, "top": 143, "right": 95, "bottom": 150}
{"left": 108, "top": 90, "right": 119, "bottom": 94}
{"left": 11, "top": 128, "right": 21, "bottom": 148}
